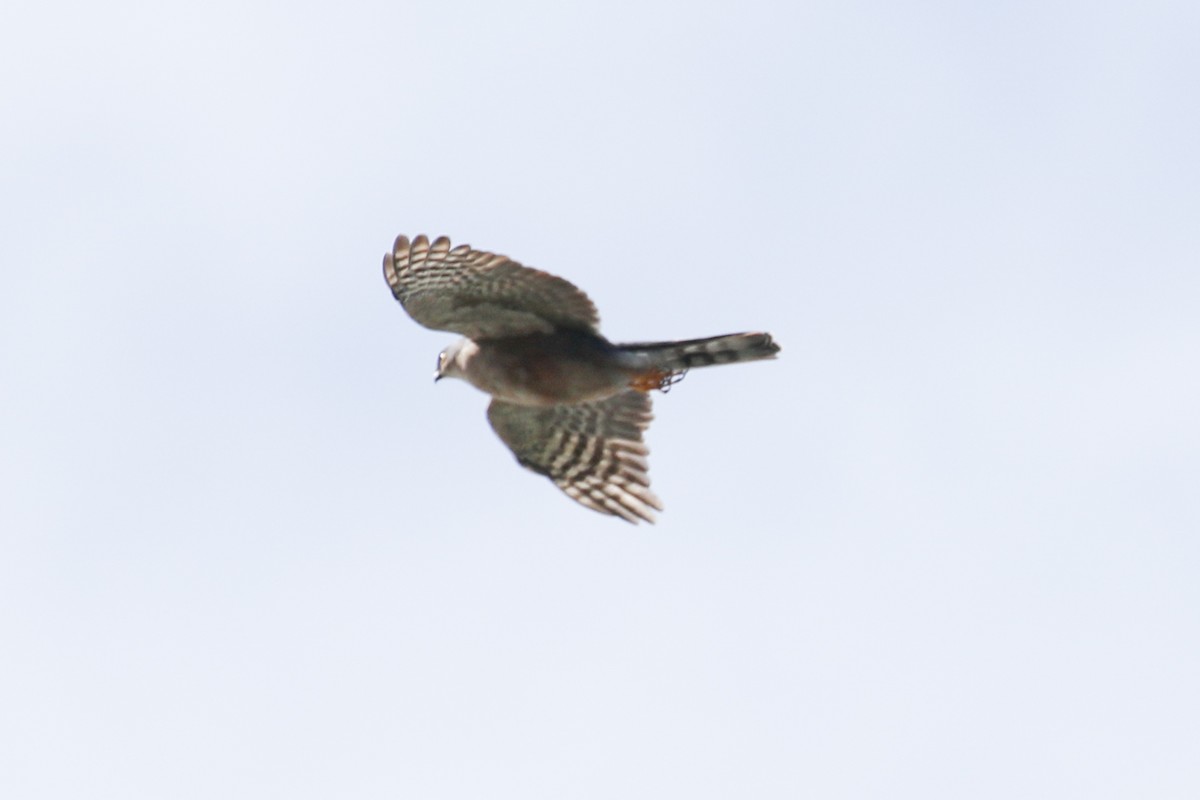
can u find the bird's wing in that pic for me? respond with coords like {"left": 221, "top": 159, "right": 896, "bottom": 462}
{"left": 383, "top": 235, "right": 600, "bottom": 339}
{"left": 487, "top": 391, "right": 662, "bottom": 524}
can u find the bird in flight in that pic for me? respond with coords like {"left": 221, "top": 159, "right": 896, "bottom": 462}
{"left": 383, "top": 234, "right": 780, "bottom": 523}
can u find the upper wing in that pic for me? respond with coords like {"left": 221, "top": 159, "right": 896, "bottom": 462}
{"left": 487, "top": 391, "right": 663, "bottom": 524}
{"left": 383, "top": 234, "right": 600, "bottom": 339}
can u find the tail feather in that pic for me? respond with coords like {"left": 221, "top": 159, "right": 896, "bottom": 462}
{"left": 621, "top": 332, "right": 780, "bottom": 372}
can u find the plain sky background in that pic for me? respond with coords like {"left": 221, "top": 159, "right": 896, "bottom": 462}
{"left": 2, "top": 1, "right": 1198, "bottom": 797}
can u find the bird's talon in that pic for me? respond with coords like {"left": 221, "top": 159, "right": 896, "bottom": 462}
{"left": 631, "top": 368, "right": 687, "bottom": 393}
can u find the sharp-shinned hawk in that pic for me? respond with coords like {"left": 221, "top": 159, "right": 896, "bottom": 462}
{"left": 383, "top": 234, "right": 780, "bottom": 523}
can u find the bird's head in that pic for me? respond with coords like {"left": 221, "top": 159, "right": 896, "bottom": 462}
{"left": 435, "top": 338, "right": 477, "bottom": 383}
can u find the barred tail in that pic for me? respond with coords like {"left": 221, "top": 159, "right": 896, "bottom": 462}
{"left": 621, "top": 332, "right": 780, "bottom": 372}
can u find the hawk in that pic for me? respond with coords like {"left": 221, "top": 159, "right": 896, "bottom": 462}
{"left": 383, "top": 234, "right": 780, "bottom": 524}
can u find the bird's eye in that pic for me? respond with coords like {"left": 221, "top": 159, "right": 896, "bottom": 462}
{"left": 436, "top": 352, "right": 446, "bottom": 369}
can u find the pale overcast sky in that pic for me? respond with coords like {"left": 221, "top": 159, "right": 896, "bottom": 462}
{"left": 2, "top": 1, "right": 1198, "bottom": 798}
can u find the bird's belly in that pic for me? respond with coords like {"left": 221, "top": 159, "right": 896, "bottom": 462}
{"left": 467, "top": 338, "right": 629, "bottom": 406}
